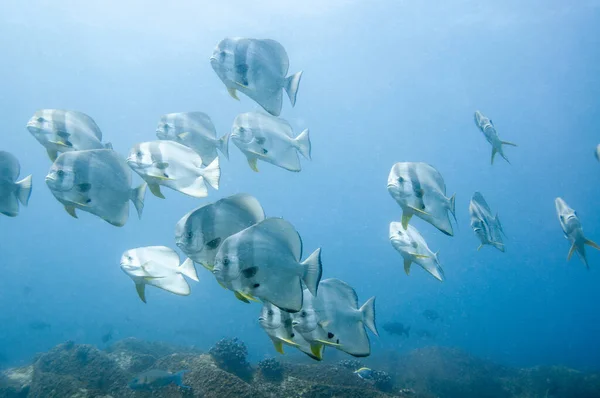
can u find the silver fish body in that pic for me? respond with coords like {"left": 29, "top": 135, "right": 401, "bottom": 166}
{"left": 127, "top": 140, "right": 220, "bottom": 199}
{"left": 231, "top": 112, "right": 311, "bottom": 172}
{"left": 0, "top": 151, "right": 32, "bottom": 217}
{"left": 387, "top": 162, "right": 456, "bottom": 236}
{"left": 45, "top": 149, "right": 146, "bottom": 227}
{"left": 474, "top": 111, "right": 516, "bottom": 165}
{"left": 555, "top": 197, "right": 600, "bottom": 268}
{"left": 175, "top": 193, "right": 265, "bottom": 271}
{"left": 469, "top": 192, "right": 505, "bottom": 252}
{"left": 210, "top": 37, "right": 303, "bottom": 116}
{"left": 213, "top": 217, "right": 322, "bottom": 312}
{"left": 389, "top": 222, "right": 445, "bottom": 281}
{"left": 595, "top": 144, "right": 600, "bottom": 161}
{"left": 26, "top": 109, "right": 111, "bottom": 161}
{"left": 156, "top": 112, "right": 229, "bottom": 166}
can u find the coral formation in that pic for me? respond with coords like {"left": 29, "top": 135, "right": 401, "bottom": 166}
{"left": 338, "top": 359, "right": 364, "bottom": 370}
{"left": 208, "top": 337, "right": 254, "bottom": 382}
{"left": 258, "top": 358, "right": 284, "bottom": 382}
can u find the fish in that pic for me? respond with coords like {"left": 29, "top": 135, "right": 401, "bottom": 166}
{"left": 555, "top": 197, "right": 600, "bottom": 268}
{"left": 26, "top": 109, "right": 112, "bottom": 161}
{"left": 469, "top": 191, "right": 505, "bottom": 252}
{"left": 120, "top": 246, "right": 199, "bottom": 303}
{"left": 387, "top": 162, "right": 456, "bottom": 236}
{"left": 231, "top": 112, "right": 311, "bottom": 172}
{"left": 422, "top": 309, "right": 440, "bottom": 322}
{"left": 293, "top": 278, "right": 378, "bottom": 358}
{"left": 596, "top": 144, "right": 600, "bottom": 161}
{"left": 0, "top": 151, "right": 32, "bottom": 217}
{"left": 28, "top": 320, "right": 51, "bottom": 331}
{"left": 290, "top": 288, "right": 339, "bottom": 350}
{"left": 129, "top": 369, "right": 190, "bottom": 391}
{"left": 45, "top": 149, "right": 146, "bottom": 227}
{"left": 101, "top": 330, "right": 113, "bottom": 343}
{"left": 389, "top": 222, "right": 445, "bottom": 282}
{"left": 156, "top": 111, "right": 229, "bottom": 166}
{"left": 473, "top": 111, "right": 517, "bottom": 164}
{"left": 127, "top": 140, "right": 220, "bottom": 199}
{"left": 210, "top": 37, "right": 303, "bottom": 117}
{"left": 213, "top": 217, "right": 322, "bottom": 312}
{"left": 354, "top": 367, "right": 374, "bottom": 380}
{"left": 382, "top": 322, "right": 410, "bottom": 338}
{"left": 175, "top": 193, "right": 265, "bottom": 272}
{"left": 259, "top": 302, "right": 323, "bottom": 360}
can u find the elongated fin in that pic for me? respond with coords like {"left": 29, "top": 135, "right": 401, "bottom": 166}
{"left": 310, "top": 343, "right": 324, "bottom": 360}
{"left": 584, "top": 238, "right": 600, "bottom": 251}
{"left": 272, "top": 339, "right": 284, "bottom": 354}
{"left": 404, "top": 258, "right": 411, "bottom": 275}
{"left": 401, "top": 212, "right": 413, "bottom": 229}
{"left": 179, "top": 258, "right": 199, "bottom": 282}
{"left": 360, "top": 296, "right": 378, "bottom": 336}
{"left": 294, "top": 129, "right": 311, "bottom": 160}
{"left": 130, "top": 182, "right": 147, "bottom": 219}
{"left": 217, "top": 133, "right": 230, "bottom": 160}
{"left": 491, "top": 241, "right": 505, "bottom": 253}
{"left": 407, "top": 205, "right": 430, "bottom": 216}
{"left": 135, "top": 283, "right": 147, "bottom": 303}
{"left": 491, "top": 148, "right": 497, "bottom": 165}
{"left": 201, "top": 157, "right": 220, "bottom": 190}
{"left": 279, "top": 337, "right": 300, "bottom": 347}
{"left": 16, "top": 175, "right": 32, "bottom": 206}
{"left": 301, "top": 248, "right": 323, "bottom": 297}
{"left": 149, "top": 183, "right": 165, "bottom": 199}
{"left": 477, "top": 244, "right": 484, "bottom": 251}
{"left": 315, "top": 339, "right": 341, "bottom": 347}
{"left": 235, "top": 290, "right": 260, "bottom": 303}
{"left": 568, "top": 243, "right": 576, "bottom": 261}
{"left": 247, "top": 157, "right": 259, "bottom": 172}
{"left": 409, "top": 253, "right": 430, "bottom": 259}
{"left": 502, "top": 140, "right": 517, "bottom": 147}
{"left": 284, "top": 71, "right": 303, "bottom": 106}
{"left": 64, "top": 205, "right": 78, "bottom": 218}
{"left": 227, "top": 87, "right": 239, "bottom": 100}
{"left": 448, "top": 193, "right": 457, "bottom": 222}
{"left": 47, "top": 149, "right": 58, "bottom": 162}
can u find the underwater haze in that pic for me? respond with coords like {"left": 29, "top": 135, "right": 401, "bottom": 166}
{"left": 1, "top": 0, "right": 600, "bottom": 375}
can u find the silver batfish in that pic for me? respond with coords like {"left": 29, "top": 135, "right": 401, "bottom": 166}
{"left": 474, "top": 111, "right": 517, "bottom": 164}
{"left": 156, "top": 111, "right": 229, "bottom": 166}
{"left": 555, "top": 197, "right": 600, "bottom": 268}
{"left": 231, "top": 112, "right": 311, "bottom": 172}
{"left": 389, "top": 222, "right": 444, "bottom": 281}
{"left": 45, "top": 149, "right": 146, "bottom": 226}
{"left": 0, "top": 151, "right": 32, "bottom": 217}
{"left": 210, "top": 37, "right": 302, "bottom": 117}
{"left": 26, "top": 109, "right": 111, "bottom": 161}
{"left": 469, "top": 192, "right": 505, "bottom": 252}
{"left": 127, "top": 140, "right": 220, "bottom": 199}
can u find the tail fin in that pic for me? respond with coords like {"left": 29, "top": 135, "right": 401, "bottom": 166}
{"left": 491, "top": 241, "right": 505, "bottom": 253}
{"left": 16, "top": 175, "right": 32, "bottom": 206}
{"left": 448, "top": 193, "right": 457, "bottom": 223}
{"left": 201, "top": 158, "right": 220, "bottom": 190}
{"left": 294, "top": 129, "right": 311, "bottom": 160}
{"left": 217, "top": 133, "right": 230, "bottom": 160}
{"left": 179, "top": 258, "right": 199, "bottom": 282}
{"left": 359, "top": 296, "right": 378, "bottom": 336}
{"left": 173, "top": 370, "right": 190, "bottom": 389}
{"left": 284, "top": 71, "right": 303, "bottom": 106}
{"left": 130, "top": 182, "right": 147, "bottom": 219}
{"left": 301, "top": 248, "right": 322, "bottom": 297}
{"left": 104, "top": 142, "right": 113, "bottom": 150}
{"left": 496, "top": 213, "right": 506, "bottom": 237}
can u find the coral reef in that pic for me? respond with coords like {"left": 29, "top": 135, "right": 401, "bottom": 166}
{"left": 372, "top": 370, "right": 394, "bottom": 393}
{"left": 208, "top": 337, "right": 253, "bottom": 382}
{"left": 338, "top": 359, "right": 364, "bottom": 370}
{"left": 258, "top": 358, "right": 284, "bottom": 382}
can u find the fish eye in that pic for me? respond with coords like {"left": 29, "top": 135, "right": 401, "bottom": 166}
{"left": 57, "top": 170, "right": 65, "bottom": 178}
{"left": 267, "top": 310, "right": 274, "bottom": 316}
{"left": 300, "top": 311, "right": 307, "bottom": 318}
{"left": 36, "top": 117, "right": 44, "bottom": 122}
{"left": 397, "top": 176, "right": 404, "bottom": 183}
{"left": 186, "top": 231, "right": 193, "bottom": 239}
{"left": 136, "top": 151, "right": 142, "bottom": 158}
{"left": 222, "top": 257, "right": 230, "bottom": 266}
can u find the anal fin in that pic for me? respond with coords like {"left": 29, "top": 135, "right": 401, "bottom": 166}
{"left": 64, "top": 205, "right": 78, "bottom": 219}
{"left": 149, "top": 183, "right": 165, "bottom": 199}
{"left": 135, "top": 283, "right": 147, "bottom": 303}
{"left": 403, "top": 259, "right": 411, "bottom": 275}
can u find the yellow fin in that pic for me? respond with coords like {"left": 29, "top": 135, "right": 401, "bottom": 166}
{"left": 401, "top": 213, "right": 412, "bottom": 229}
{"left": 64, "top": 205, "right": 78, "bottom": 219}
{"left": 235, "top": 290, "right": 260, "bottom": 303}
{"left": 279, "top": 337, "right": 300, "bottom": 347}
{"left": 149, "top": 184, "right": 165, "bottom": 199}
{"left": 148, "top": 174, "right": 174, "bottom": 180}
{"left": 177, "top": 132, "right": 190, "bottom": 140}
{"left": 568, "top": 244, "right": 576, "bottom": 261}
{"left": 410, "top": 253, "right": 430, "bottom": 259}
{"left": 273, "top": 340, "right": 284, "bottom": 354}
{"left": 310, "top": 343, "right": 324, "bottom": 360}
{"left": 477, "top": 244, "right": 484, "bottom": 251}
{"left": 47, "top": 149, "right": 58, "bottom": 162}
{"left": 585, "top": 238, "right": 600, "bottom": 251}
{"left": 315, "top": 339, "right": 341, "bottom": 347}
{"left": 234, "top": 291, "right": 251, "bottom": 303}
{"left": 403, "top": 258, "right": 411, "bottom": 275}
{"left": 247, "top": 157, "right": 259, "bottom": 172}
{"left": 200, "top": 262, "right": 214, "bottom": 272}
{"left": 135, "top": 283, "right": 147, "bottom": 303}
{"left": 407, "top": 205, "right": 430, "bottom": 216}
{"left": 234, "top": 81, "right": 250, "bottom": 89}
{"left": 318, "top": 320, "right": 331, "bottom": 328}
{"left": 227, "top": 87, "right": 239, "bottom": 100}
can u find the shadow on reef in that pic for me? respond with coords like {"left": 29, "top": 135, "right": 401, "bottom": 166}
{"left": 0, "top": 339, "right": 599, "bottom": 397}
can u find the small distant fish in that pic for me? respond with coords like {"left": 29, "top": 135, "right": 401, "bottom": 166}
{"left": 555, "top": 197, "right": 600, "bottom": 268}
{"left": 26, "top": 109, "right": 112, "bottom": 161}
{"left": 127, "top": 140, "right": 220, "bottom": 199}
{"left": 101, "top": 330, "right": 113, "bottom": 343}
{"left": 156, "top": 111, "right": 229, "bottom": 166}
{"left": 213, "top": 217, "right": 322, "bottom": 312}
{"left": 0, "top": 151, "right": 32, "bottom": 217}
{"left": 383, "top": 322, "right": 410, "bottom": 338}
{"left": 389, "top": 222, "right": 444, "bottom": 282}
{"left": 231, "top": 112, "right": 311, "bottom": 172}
{"left": 120, "top": 246, "right": 199, "bottom": 303}
{"left": 259, "top": 302, "right": 323, "bottom": 360}
{"left": 422, "top": 309, "right": 440, "bottom": 322}
{"left": 354, "top": 367, "right": 374, "bottom": 380}
{"left": 45, "top": 149, "right": 146, "bottom": 227}
{"left": 210, "top": 37, "right": 303, "bottom": 116}
{"left": 293, "top": 278, "right": 378, "bottom": 358}
{"left": 469, "top": 192, "right": 505, "bottom": 252}
{"left": 387, "top": 162, "right": 456, "bottom": 236}
{"left": 175, "top": 193, "right": 265, "bottom": 273}
{"left": 595, "top": 144, "right": 600, "bottom": 161}
{"left": 29, "top": 321, "right": 51, "bottom": 331}
{"left": 129, "top": 369, "right": 190, "bottom": 391}
{"left": 473, "top": 111, "right": 517, "bottom": 164}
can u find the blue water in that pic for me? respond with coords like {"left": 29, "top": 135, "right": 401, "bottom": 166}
{"left": 1, "top": 0, "right": 599, "bottom": 371}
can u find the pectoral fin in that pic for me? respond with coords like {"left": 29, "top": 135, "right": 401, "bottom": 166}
{"left": 409, "top": 253, "right": 430, "bottom": 259}
{"left": 407, "top": 205, "right": 430, "bottom": 216}
{"left": 315, "top": 339, "right": 341, "bottom": 347}
{"left": 234, "top": 291, "right": 251, "bottom": 303}
{"left": 177, "top": 132, "right": 190, "bottom": 140}
{"left": 279, "top": 337, "right": 300, "bottom": 347}
{"left": 155, "top": 162, "right": 169, "bottom": 169}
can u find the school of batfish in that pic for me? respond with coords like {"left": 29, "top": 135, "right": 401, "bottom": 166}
{"left": 1, "top": 37, "right": 599, "bottom": 360}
